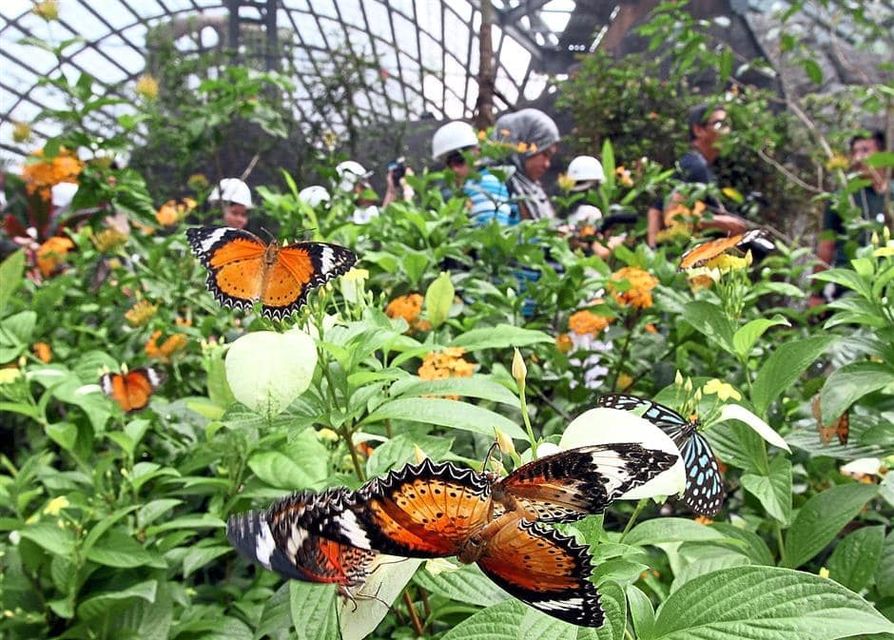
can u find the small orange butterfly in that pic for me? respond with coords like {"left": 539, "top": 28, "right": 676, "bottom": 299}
{"left": 812, "top": 395, "right": 849, "bottom": 446}
{"left": 679, "top": 229, "right": 773, "bottom": 270}
{"left": 100, "top": 367, "right": 163, "bottom": 413}
{"left": 187, "top": 227, "right": 357, "bottom": 320}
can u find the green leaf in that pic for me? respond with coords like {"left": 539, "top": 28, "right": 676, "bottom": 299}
{"left": 19, "top": 521, "right": 76, "bottom": 556}
{"left": 424, "top": 271, "right": 455, "bottom": 329}
{"left": 0, "top": 250, "right": 24, "bottom": 314}
{"left": 626, "top": 585, "right": 655, "bottom": 640}
{"left": 820, "top": 362, "right": 894, "bottom": 423}
{"left": 290, "top": 581, "right": 338, "bottom": 640}
{"left": 46, "top": 422, "right": 78, "bottom": 452}
{"left": 144, "top": 514, "right": 225, "bottom": 536}
{"left": 827, "top": 525, "right": 885, "bottom": 592}
{"left": 366, "top": 434, "right": 454, "bottom": 478}
{"left": 442, "top": 599, "right": 527, "bottom": 639}
{"left": 519, "top": 608, "right": 576, "bottom": 640}
{"left": 86, "top": 530, "right": 166, "bottom": 568}
{"left": 624, "top": 518, "right": 726, "bottom": 547}
{"left": 77, "top": 580, "right": 158, "bottom": 620}
{"left": 580, "top": 582, "right": 626, "bottom": 640}
{"left": 708, "top": 524, "right": 774, "bottom": 566}
{"left": 390, "top": 375, "right": 520, "bottom": 406}
{"left": 783, "top": 483, "right": 878, "bottom": 568}
{"left": 803, "top": 58, "right": 823, "bottom": 84}
{"left": 450, "top": 324, "right": 552, "bottom": 351}
{"left": 650, "top": 566, "right": 893, "bottom": 639}
{"left": 865, "top": 151, "right": 894, "bottom": 168}
{"left": 339, "top": 557, "right": 423, "bottom": 640}
{"left": 364, "top": 397, "right": 526, "bottom": 439}
{"left": 751, "top": 335, "right": 838, "bottom": 416}
{"left": 682, "top": 301, "right": 735, "bottom": 355}
{"left": 248, "top": 429, "right": 329, "bottom": 490}
{"left": 877, "top": 531, "right": 894, "bottom": 597}
{"left": 740, "top": 455, "right": 792, "bottom": 524}
{"left": 414, "top": 563, "right": 508, "bottom": 607}
{"left": 182, "top": 544, "right": 232, "bottom": 577}
{"left": 732, "top": 316, "right": 789, "bottom": 360}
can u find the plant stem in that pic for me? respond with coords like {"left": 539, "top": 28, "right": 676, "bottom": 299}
{"left": 620, "top": 498, "right": 649, "bottom": 542}
{"left": 402, "top": 591, "right": 424, "bottom": 637}
{"left": 518, "top": 381, "right": 538, "bottom": 458}
{"left": 609, "top": 315, "right": 636, "bottom": 392}
{"left": 774, "top": 522, "right": 787, "bottom": 566}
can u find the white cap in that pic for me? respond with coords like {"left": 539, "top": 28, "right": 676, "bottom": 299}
{"left": 568, "top": 204, "right": 603, "bottom": 227}
{"left": 209, "top": 178, "right": 253, "bottom": 208}
{"left": 51, "top": 182, "right": 79, "bottom": 208}
{"left": 432, "top": 121, "right": 479, "bottom": 160}
{"left": 567, "top": 156, "right": 605, "bottom": 186}
{"left": 335, "top": 161, "right": 372, "bottom": 192}
{"left": 298, "top": 185, "right": 331, "bottom": 207}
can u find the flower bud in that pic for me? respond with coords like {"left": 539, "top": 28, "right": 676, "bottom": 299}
{"left": 512, "top": 348, "right": 527, "bottom": 386}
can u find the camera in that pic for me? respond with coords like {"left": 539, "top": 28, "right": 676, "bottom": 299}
{"left": 387, "top": 157, "right": 407, "bottom": 187}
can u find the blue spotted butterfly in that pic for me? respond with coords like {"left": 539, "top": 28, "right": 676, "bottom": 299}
{"left": 596, "top": 393, "right": 725, "bottom": 516}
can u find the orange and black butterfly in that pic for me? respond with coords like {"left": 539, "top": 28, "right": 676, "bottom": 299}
{"left": 227, "top": 488, "right": 375, "bottom": 591}
{"left": 186, "top": 226, "right": 357, "bottom": 320}
{"left": 812, "top": 395, "right": 849, "bottom": 446}
{"left": 679, "top": 228, "right": 774, "bottom": 270}
{"left": 99, "top": 367, "right": 163, "bottom": 413}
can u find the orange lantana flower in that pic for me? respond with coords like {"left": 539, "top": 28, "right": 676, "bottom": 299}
{"left": 608, "top": 267, "right": 658, "bottom": 310}
{"left": 21, "top": 148, "right": 82, "bottom": 201}
{"left": 145, "top": 330, "right": 188, "bottom": 362}
{"left": 418, "top": 348, "right": 475, "bottom": 397}
{"left": 36, "top": 236, "right": 75, "bottom": 277}
{"left": 568, "top": 310, "right": 612, "bottom": 336}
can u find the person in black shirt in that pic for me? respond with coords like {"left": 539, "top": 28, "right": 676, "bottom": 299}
{"left": 647, "top": 104, "right": 747, "bottom": 247}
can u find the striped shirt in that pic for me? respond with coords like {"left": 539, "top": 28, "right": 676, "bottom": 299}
{"left": 464, "top": 169, "right": 518, "bottom": 226}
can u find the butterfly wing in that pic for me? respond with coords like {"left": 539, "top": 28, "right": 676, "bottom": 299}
{"left": 494, "top": 443, "right": 678, "bottom": 523}
{"left": 477, "top": 517, "right": 603, "bottom": 627}
{"left": 100, "top": 367, "right": 162, "bottom": 412}
{"left": 679, "top": 234, "right": 744, "bottom": 270}
{"left": 679, "top": 432, "right": 725, "bottom": 516}
{"left": 259, "top": 242, "right": 357, "bottom": 320}
{"left": 227, "top": 488, "right": 374, "bottom": 587}
{"left": 340, "top": 459, "right": 493, "bottom": 558}
{"left": 186, "top": 226, "right": 267, "bottom": 313}
{"left": 596, "top": 394, "right": 694, "bottom": 445}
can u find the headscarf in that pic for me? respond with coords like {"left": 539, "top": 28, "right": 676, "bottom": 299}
{"left": 493, "top": 109, "right": 560, "bottom": 221}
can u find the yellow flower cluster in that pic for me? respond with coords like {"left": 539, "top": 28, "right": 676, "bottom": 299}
{"left": 385, "top": 293, "right": 431, "bottom": 331}
{"left": 608, "top": 267, "right": 659, "bottom": 310}
{"left": 615, "top": 166, "right": 634, "bottom": 188}
{"left": 568, "top": 309, "right": 612, "bottom": 335}
{"left": 145, "top": 330, "right": 188, "bottom": 362}
{"left": 125, "top": 300, "right": 158, "bottom": 328}
{"left": 21, "top": 148, "right": 83, "bottom": 201}
{"left": 91, "top": 228, "right": 129, "bottom": 253}
{"left": 12, "top": 121, "right": 31, "bottom": 143}
{"left": 418, "top": 347, "right": 475, "bottom": 386}
{"left": 135, "top": 74, "right": 159, "bottom": 100}
{"left": 33, "top": 0, "right": 59, "bottom": 20}
{"left": 36, "top": 236, "right": 75, "bottom": 277}
{"left": 155, "top": 197, "right": 196, "bottom": 226}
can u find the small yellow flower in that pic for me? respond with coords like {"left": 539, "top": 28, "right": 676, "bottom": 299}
{"left": 187, "top": 173, "right": 209, "bottom": 191}
{"left": 43, "top": 496, "right": 69, "bottom": 516}
{"left": 555, "top": 333, "right": 572, "bottom": 353}
{"left": 617, "top": 372, "right": 634, "bottom": 391}
{"left": 825, "top": 154, "right": 848, "bottom": 171}
{"left": 124, "top": 300, "right": 157, "bottom": 328}
{"left": 557, "top": 173, "right": 576, "bottom": 192}
{"left": 477, "top": 129, "right": 487, "bottom": 141}
{"left": 12, "top": 121, "right": 32, "bottom": 143}
{"left": 155, "top": 200, "right": 181, "bottom": 226}
{"left": 0, "top": 367, "right": 22, "bottom": 384}
{"left": 702, "top": 378, "right": 741, "bottom": 402}
{"left": 818, "top": 567, "right": 830, "bottom": 579}
{"left": 615, "top": 166, "right": 634, "bottom": 188}
{"left": 91, "top": 228, "right": 129, "bottom": 253}
{"left": 33, "top": 0, "right": 59, "bottom": 21}
{"left": 321, "top": 130, "right": 338, "bottom": 152}
{"left": 874, "top": 247, "right": 894, "bottom": 257}
{"left": 705, "top": 252, "right": 751, "bottom": 272}
{"left": 495, "top": 428, "right": 516, "bottom": 457}
{"left": 135, "top": 74, "right": 159, "bottom": 100}
{"left": 317, "top": 428, "right": 339, "bottom": 442}
{"left": 721, "top": 187, "right": 743, "bottom": 203}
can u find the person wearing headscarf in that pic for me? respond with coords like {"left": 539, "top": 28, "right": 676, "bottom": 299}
{"left": 492, "top": 108, "right": 560, "bottom": 221}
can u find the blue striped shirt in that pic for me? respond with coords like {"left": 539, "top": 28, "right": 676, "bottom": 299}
{"left": 464, "top": 169, "right": 518, "bottom": 226}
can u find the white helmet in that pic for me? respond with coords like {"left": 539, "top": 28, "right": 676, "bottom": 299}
{"left": 335, "top": 160, "right": 372, "bottom": 192}
{"left": 209, "top": 178, "right": 253, "bottom": 208}
{"left": 298, "top": 185, "right": 331, "bottom": 207}
{"left": 51, "top": 182, "right": 79, "bottom": 208}
{"left": 432, "top": 121, "right": 479, "bottom": 160}
{"left": 567, "top": 156, "right": 605, "bottom": 185}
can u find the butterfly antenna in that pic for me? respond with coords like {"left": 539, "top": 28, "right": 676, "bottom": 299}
{"left": 259, "top": 226, "right": 276, "bottom": 242}
{"left": 481, "top": 441, "right": 500, "bottom": 473}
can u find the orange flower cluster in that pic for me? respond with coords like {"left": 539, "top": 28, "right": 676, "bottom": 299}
{"left": 555, "top": 333, "right": 573, "bottom": 353}
{"left": 145, "top": 330, "right": 188, "bottom": 362}
{"left": 33, "top": 342, "right": 52, "bottom": 363}
{"left": 664, "top": 200, "right": 706, "bottom": 227}
{"left": 568, "top": 309, "right": 612, "bottom": 336}
{"left": 418, "top": 347, "right": 475, "bottom": 386}
{"left": 608, "top": 267, "right": 659, "bottom": 310}
{"left": 36, "top": 236, "right": 75, "bottom": 277}
{"left": 155, "top": 198, "right": 197, "bottom": 227}
{"left": 385, "top": 293, "right": 431, "bottom": 331}
{"left": 21, "top": 149, "right": 82, "bottom": 201}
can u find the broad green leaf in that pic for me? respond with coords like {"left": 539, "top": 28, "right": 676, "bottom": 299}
{"left": 248, "top": 429, "right": 329, "bottom": 490}
{"left": 740, "top": 455, "right": 792, "bottom": 524}
{"left": 651, "top": 566, "right": 893, "bottom": 639}
{"left": 519, "top": 608, "right": 576, "bottom": 640}
{"left": 820, "top": 362, "right": 894, "bottom": 423}
{"left": 0, "top": 250, "right": 24, "bottom": 314}
{"left": 626, "top": 585, "right": 655, "bottom": 640}
{"left": 877, "top": 531, "right": 894, "bottom": 598}
{"left": 77, "top": 580, "right": 158, "bottom": 620}
{"left": 19, "top": 521, "right": 77, "bottom": 556}
{"left": 390, "top": 375, "right": 519, "bottom": 406}
{"left": 414, "top": 563, "right": 508, "bottom": 607}
{"left": 578, "top": 582, "right": 626, "bottom": 640}
{"left": 86, "top": 530, "right": 166, "bottom": 568}
{"left": 182, "top": 544, "right": 232, "bottom": 577}
{"left": 624, "top": 518, "right": 725, "bottom": 547}
{"left": 364, "top": 397, "right": 526, "bottom": 439}
{"left": 144, "top": 514, "right": 225, "bottom": 536}
{"left": 290, "top": 582, "right": 338, "bottom": 640}
{"left": 442, "top": 599, "right": 527, "bottom": 639}
{"left": 803, "top": 58, "right": 823, "bottom": 84}
{"left": 256, "top": 584, "right": 293, "bottom": 640}
{"left": 450, "top": 324, "right": 552, "bottom": 351}
{"left": 709, "top": 523, "right": 774, "bottom": 566}
{"left": 424, "top": 271, "right": 454, "bottom": 329}
{"left": 732, "top": 316, "right": 789, "bottom": 360}
{"left": 682, "top": 301, "right": 735, "bottom": 355}
{"left": 592, "top": 559, "right": 649, "bottom": 586}
{"left": 46, "top": 422, "right": 77, "bottom": 451}
{"left": 366, "top": 434, "right": 454, "bottom": 478}
{"left": 783, "top": 483, "right": 878, "bottom": 568}
{"left": 672, "top": 545, "right": 750, "bottom": 592}
{"left": 827, "top": 525, "right": 885, "bottom": 592}
{"left": 865, "top": 151, "right": 894, "bottom": 168}
{"left": 751, "top": 335, "right": 838, "bottom": 416}
{"left": 339, "top": 557, "right": 423, "bottom": 640}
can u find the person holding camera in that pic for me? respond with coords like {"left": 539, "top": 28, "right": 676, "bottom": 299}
{"left": 431, "top": 120, "right": 515, "bottom": 226}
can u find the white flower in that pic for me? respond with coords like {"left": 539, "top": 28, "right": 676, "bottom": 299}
{"left": 559, "top": 407, "right": 686, "bottom": 499}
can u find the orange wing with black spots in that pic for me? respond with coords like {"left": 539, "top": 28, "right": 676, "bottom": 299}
{"left": 100, "top": 367, "right": 163, "bottom": 413}
{"left": 227, "top": 488, "right": 375, "bottom": 587}
{"left": 186, "top": 226, "right": 357, "bottom": 320}
{"left": 344, "top": 459, "right": 494, "bottom": 558}
{"left": 477, "top": 515, "right": 603, "bottom": 627}
{"left": 494, "top": 444, "right": 679, "bottom": 523}
{"left": 679, "top": 229, "right": 773, "bottom": 270}
{"left": 812, "top": 395, "right": 849, "bottom": 446}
